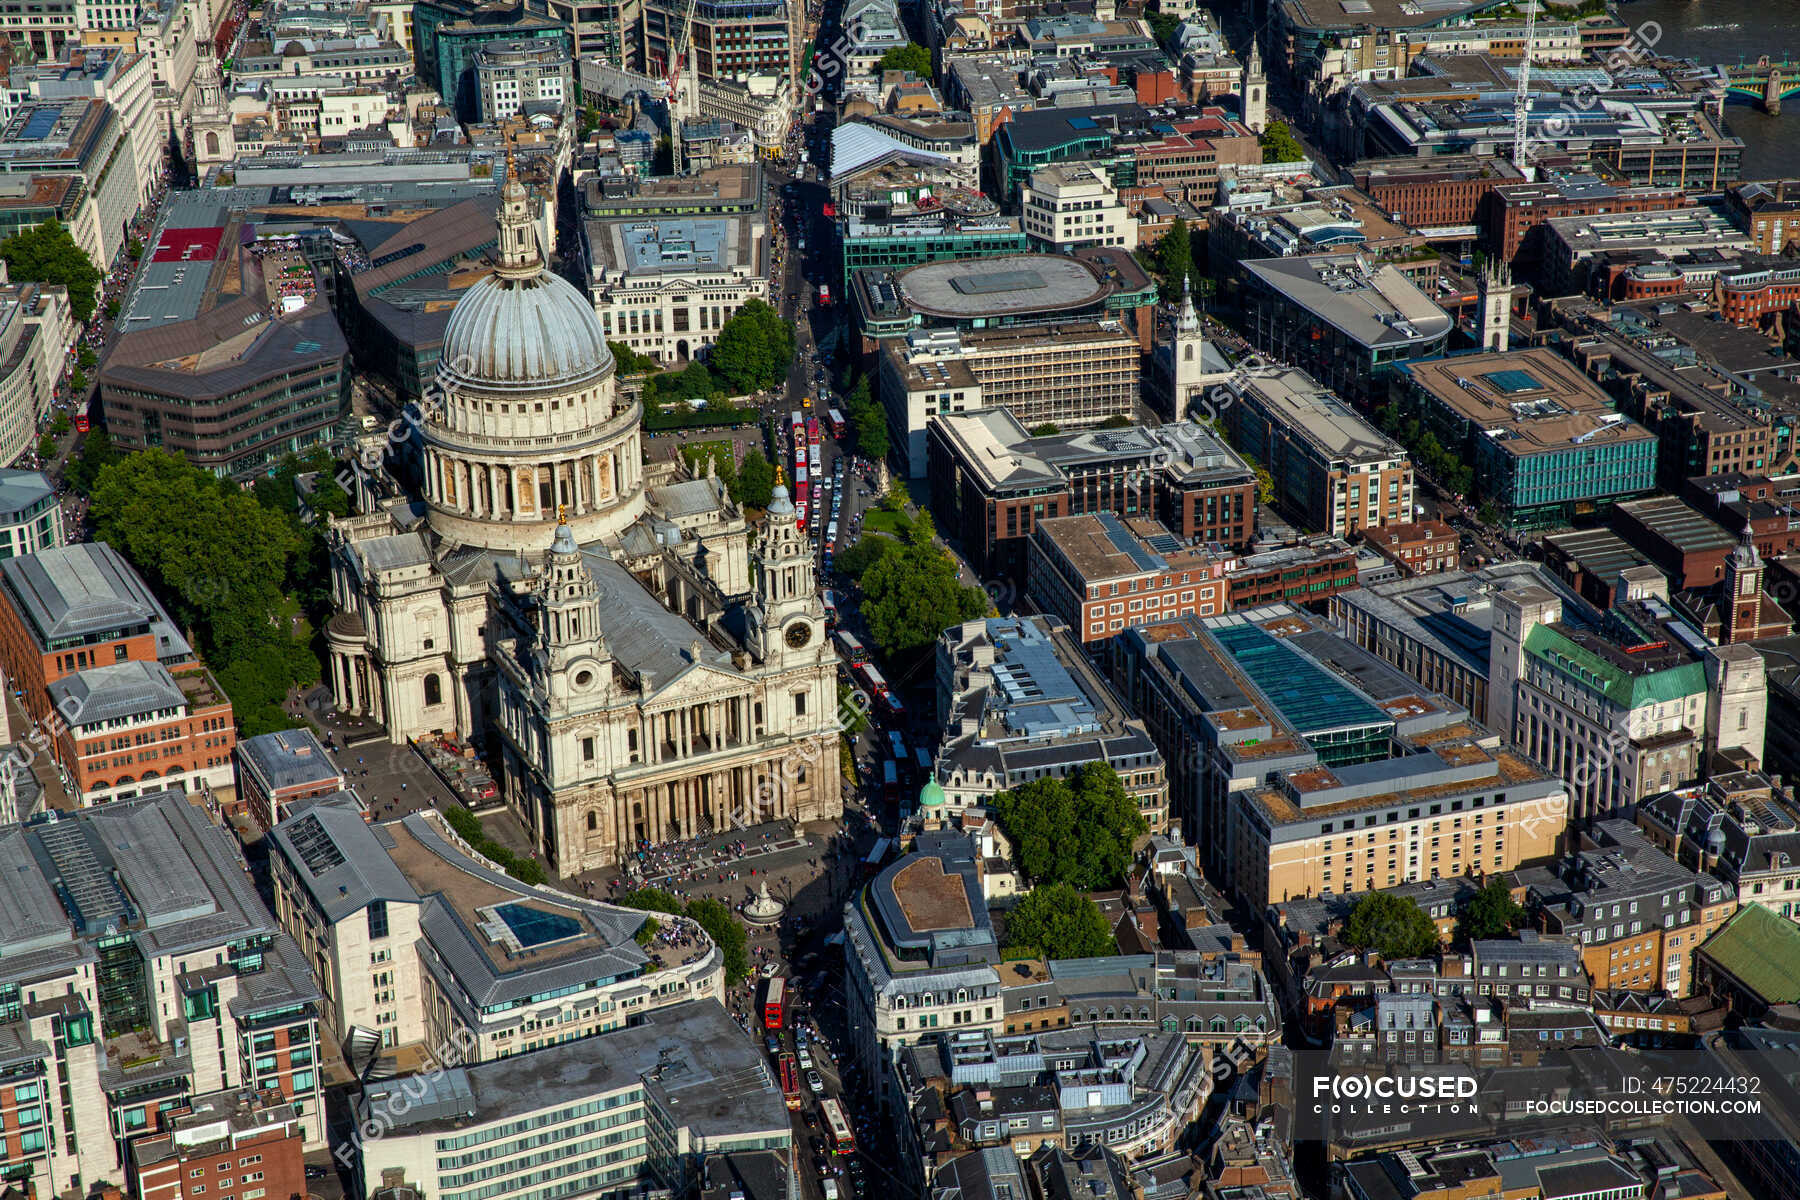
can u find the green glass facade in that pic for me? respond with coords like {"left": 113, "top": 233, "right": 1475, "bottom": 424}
{"left": 840, "top": 225, "right": 1028, "bottom": 277}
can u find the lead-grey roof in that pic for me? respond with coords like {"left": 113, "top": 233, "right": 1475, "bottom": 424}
{"left": 236, "top": 727, "right": 341, "bottom": 793}
{"left": 362, "top": 999, "right": 785, "bottom": 1140}
{"left": 0, "top": 791, "right": 281, "bottom": 986}
{"left": 0, "top": 469, "right": 52, "bottom": 521}
{"left": 0, "top": 542, "right": 192, "bottom": 659}
{"left": 49, "top": 659, "right": 188, "bottom": 726}
{"left": 269, "top": 795, "right": 421, "bottom": 923}
{"left": 587, "top": 550, "right": 738, "bottom": 692}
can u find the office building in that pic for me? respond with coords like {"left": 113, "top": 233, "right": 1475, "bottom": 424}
{"left": 931, "top": 615, "right": 1167, "bottom": 828}
{"left": 1725, "top": 180, "right": 1800, "bottom": 257}
{"left": 1107, "top": 605, "right": 1567, "bottom": 904}
{"left": 1028, "top": 515, "right": 1230, "bottom": 644}
{"left": 0, "top": 792, "right": 325, "bottom": 1200}
{"left": 1329, "top": 560, "right": 1585, "bottom": 724}
{"left": 1397, "top": 349, "right": 1657, "bottom": 528}
{"left": 354, "top": 1000, "right": 789, "bottom": 1200}
{"left": 643, "top": 0, "right": 796, "bottom": 88}
{"left": 411, "top": 0, "right": 570, "bottom": 120}
{"left": 927, "top": 408, "right": 1257, "bottom": 577}
{"left": 1223, "top": 538, "right": 1360, "bottom": 610}
{"left": 1020, "top": 163, "right": 1138, "bottom": 252}
{"left": 0, "top": 285, "right": 71, "bottom": 470}
{"left": 1524, "top": 820, "right": 1736, "bottom": 998}
{"left": 1480, "top": 174, "right": 1692, "bottom": 266}
{"left": 587, "top": 213, "right": 769, "bottom": 365}
{"left": 1213, "top": 366, "right": 1413, "bottom": 538}
{"left": 840, "top": 214, "right": 1028, "bottom": 277}
{"left": 843, "top": 829, "right": 1280, "bottom": 1116}
{"left": 132, "top": 1090, "right": 308, "bottom": 1200}
{"left": 474, "top": 37, "right": 571, "bottom": 121}
{"left": 1486, "top": 578, "right": 1766, "bottom": 820}
{"left": 234, "top": 728, "right": 349, "bottom": 833}
{"left": 1350, "top": 155, "right": 1526, "bottom": 236}
{"left": 878, "top": 324, "right": 1142, "bottom": 476}
{"left": 0, "top": 470, "right": 61, "bottom": 558}
{"left": 0, "top": 98, "right": 139, "bottom": 267}
{"left": 1239, "top": 253, "right": 1452, "bottom": 410}
{"left": 269, "top": 798, "right": 727, "bottom": 1058}
{"left": 0, "top": 542, "right": 235, "bottom": 807}
{"left": 100, "top": 190, "right": 351, "bottom": 482}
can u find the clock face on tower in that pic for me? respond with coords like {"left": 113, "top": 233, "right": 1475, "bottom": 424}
{"left": 785, "top": 621, "right": 813, "bottom": 649}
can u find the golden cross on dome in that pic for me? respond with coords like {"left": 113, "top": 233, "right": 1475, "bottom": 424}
{"left": 557, "top": 504, "right": 566, "bottom": 524}
{"left": 775, "top": 464, "right": 787, "bottom": 487}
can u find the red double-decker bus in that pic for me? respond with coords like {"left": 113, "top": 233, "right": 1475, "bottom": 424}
{"left": 763, "top": 976, "right": 787, "bottom": 1030}
{"left": 778, "top": 1052, "right": 803, "bottom": 1110}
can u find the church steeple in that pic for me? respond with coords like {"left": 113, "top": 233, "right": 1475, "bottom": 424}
{"left": 532, "top": 517, "right": 611, "bottom": 706}
{"left": 747, "top": 473, "right": 822, "bottom": 664}
{"left": 496, "top": 154, "right": 540, "bottom": 277}
{"left": 1723, "top": 528, "right": 1765, "bottom": 645}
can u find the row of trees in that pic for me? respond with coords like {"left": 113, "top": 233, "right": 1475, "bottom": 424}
{"left": 445, "top": 805, "right": 548, "bottom": 885}
{"left": 616, "top": 299, "right": 795, "bottom": 409}
{"left": 75, "top": 440, "right": 344, "bottom": 737}
{"left": 835, "top": 509, "right": 989, "bottom": 659}
{"left": 1, "top": 221, "right": 101, "bottom": 322}
{"left": 616, "top": 887, "right": 751, "bottom": 983}
{"left": 1377, "top": 404, "right": 1477, "bottom": 502}
{"left": 1340, "top": 882, "right": 1527, "bottom": 960}
{"left": 843, "top": 377, "right": 889, "bottom": 460}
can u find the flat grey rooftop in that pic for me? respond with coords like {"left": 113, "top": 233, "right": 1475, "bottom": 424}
{"left": 897, "top": 253, "right": 1107, "bottom": 320}
{"left": 1245, "top": 253, "right": 1451, "bottom": 349}
{"left": 236, "top": 727, "right": 341, "bottom": 793}
{"left": 0, "top": 469, "right": 52, "bottom": 520}
{"left": 362, "top": 999, "right": 785, "bottom": 1140}
{"left": 0, "top": 542, "right": 193, "bottom": 662}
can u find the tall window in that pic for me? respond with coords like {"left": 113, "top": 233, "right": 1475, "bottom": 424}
{"left": 368, "top": 901, "right": 389, "bottom": 941}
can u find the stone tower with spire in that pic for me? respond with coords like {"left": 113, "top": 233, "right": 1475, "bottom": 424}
{"left": 748, "top": 473, "right": 824, "bottom": 667}
{"left": 1172, "top": 276, "right": 1207, "bottom": 415}
{"left": 530, "top": 518, "right": 613, "bottom": 714}
{"left": 192, "top": 45, "right": 235, "bottom": 169}
{"left": 1241, "top": 36, "right": 1267, "bottom": 134}
{"left": 1723, "top": 529, "right": 1766, "bottom": 645}
{"left": 1478, "top": 257, "right": 1513, "bottom": 352}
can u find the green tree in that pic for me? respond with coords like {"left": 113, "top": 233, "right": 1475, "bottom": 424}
{"left": 709, "top": 300, "right": 794, "bottom": 394}
{"left": 1028, "top": 423, "right": 1060, "bottom": 437}
{"left": 88, "top": 449, "right": 313, "bottom": 732}
{"left": 68, "top": 367, "right": 87, "bottom": 395}
{"left": 50, "top": 412, "right": 71, "bottom": 436}
{"left": 1477, "top": 500, "right": 1501, "bottom": 528}
{"left": 851, "top": 398, "right": 889, "bottom": 459}
{"left": 76, "top": 344, "right": 97, "bottom": 371}
{"left": 1252, "top": 462, "right": 1274, "bottom": 505}
{"left": 1154, "top": 217, "right": 1192, "bottom": 302}
{"left": 859, "top": 533, "right": 988, "bottom": 659}
{"left": 1144, "top": 8, "right": 1180, "bottom": 48}
{"left": 617, "top": 887, "right": 687, "bottom": 917}
{"left": 35, "top": 433, "right": 55, "bottom": 460}
{"left": 65, "top": 429, "right": 119, "bottom": 494}
{"left": 1096, "top": 414, "right": 1134, "bottom": 429}
{"left": 835, "top": 533, "right": 897, "bottom": 580}
{"left": 607, "top": 340, "right": 660, "bottom": 375}
{"left": 1342, "top": 892, "right": 1439, "bottom": 960}
{"left": 990, "top": 762, "right": 1147, "bottom": 891}
{"left": 1458, "top": 881, "right": 1527, "bottom": 942}
{"left": 1003, "top": 883, "right": 1116, "bottom": 959}
{"left": 686, "top": 896, "right": 751, "bottom": 983}
{"left": 0, "top": 221, "right": 101, "bottom": 321}
{"left": 105, "top": 298, "right": 120, "bottom": 321}
{"left": 1259, "top": 120, "right": 1307, "bottom": 165}
{"left": 731, "top": 448, "right": 777, "bottom": 508}
{"left": 876, "top": 42, "right": 932, "bottom": 77}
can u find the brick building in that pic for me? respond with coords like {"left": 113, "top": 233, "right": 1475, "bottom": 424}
{"left": 0, "top": 542, "right": 235, "bottom": 806}
{"left": 1224, "top": 537, "right": 1359, "bottom": 608}
{"left": 133, "top": 1090, "right": 307, "bottom": 1200}
{"left": 1480, "top": 176, "right": 1690, "bottom": 267}
{"left": 1359, "top": 520, "right": 1458, "bottom": 576}
{"left": 1027, "top": 513, "right": 1230, "bottom": 643}
{"left": 234, "top": 727, "right": 349, "bottom": 832}
{"left": 1351, "top": 154, "right": 1524, "bottom": 233}
{"left": 928, "top": 409, "right": 1257, "bottom": 577}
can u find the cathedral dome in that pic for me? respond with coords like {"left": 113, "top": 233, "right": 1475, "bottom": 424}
{"left": 439, "top": 173, "right": 613, "bottom": 391}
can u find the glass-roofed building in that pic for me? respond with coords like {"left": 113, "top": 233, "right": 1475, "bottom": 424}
{"left": 1110, "top": 604, "right": 1567, "bottom": 908}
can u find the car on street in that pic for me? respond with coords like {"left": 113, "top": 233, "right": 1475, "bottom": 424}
{"left": 798, "top": 1047, "right": 815, "bottom": 1070}
{"left": 807, "top": 1071, "right": 825, "bottom": 1093}
{"left": 766, "top": 1034, "right": 780, "bottom": 1056}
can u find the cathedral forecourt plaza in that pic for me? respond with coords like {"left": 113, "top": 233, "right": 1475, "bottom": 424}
{"left": 326, "top": 166, "right": 842, "bottom": 875}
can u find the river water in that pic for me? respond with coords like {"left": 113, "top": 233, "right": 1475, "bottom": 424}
{"left": 1623, "top": 0, "right": 1800, "bottom": 178}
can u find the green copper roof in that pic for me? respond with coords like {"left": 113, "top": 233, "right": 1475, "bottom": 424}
{"left": 1698, "top": 904, "right": 1800, "bottom": 1004}
{"left": 920, "top": 779, "right": 946, "bottom": 808}
{"left": 1522, "top": 624, "right": 1707, "bottom": 710}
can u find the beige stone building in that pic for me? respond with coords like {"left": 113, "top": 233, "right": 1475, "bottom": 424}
{"left": 326, "top": 172, "right": 840, "bottom": 873}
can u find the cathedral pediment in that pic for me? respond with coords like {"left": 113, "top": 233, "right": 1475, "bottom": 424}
{"left": 640, "top": 658, "right": 745, "bottom": 706}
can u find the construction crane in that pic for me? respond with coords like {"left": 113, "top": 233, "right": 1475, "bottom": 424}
{"left": 1510, "top": 0, "right": 1537, "bottom": 177}
{"left": 664, "top": 0, "right": 702, "bottom": 170}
